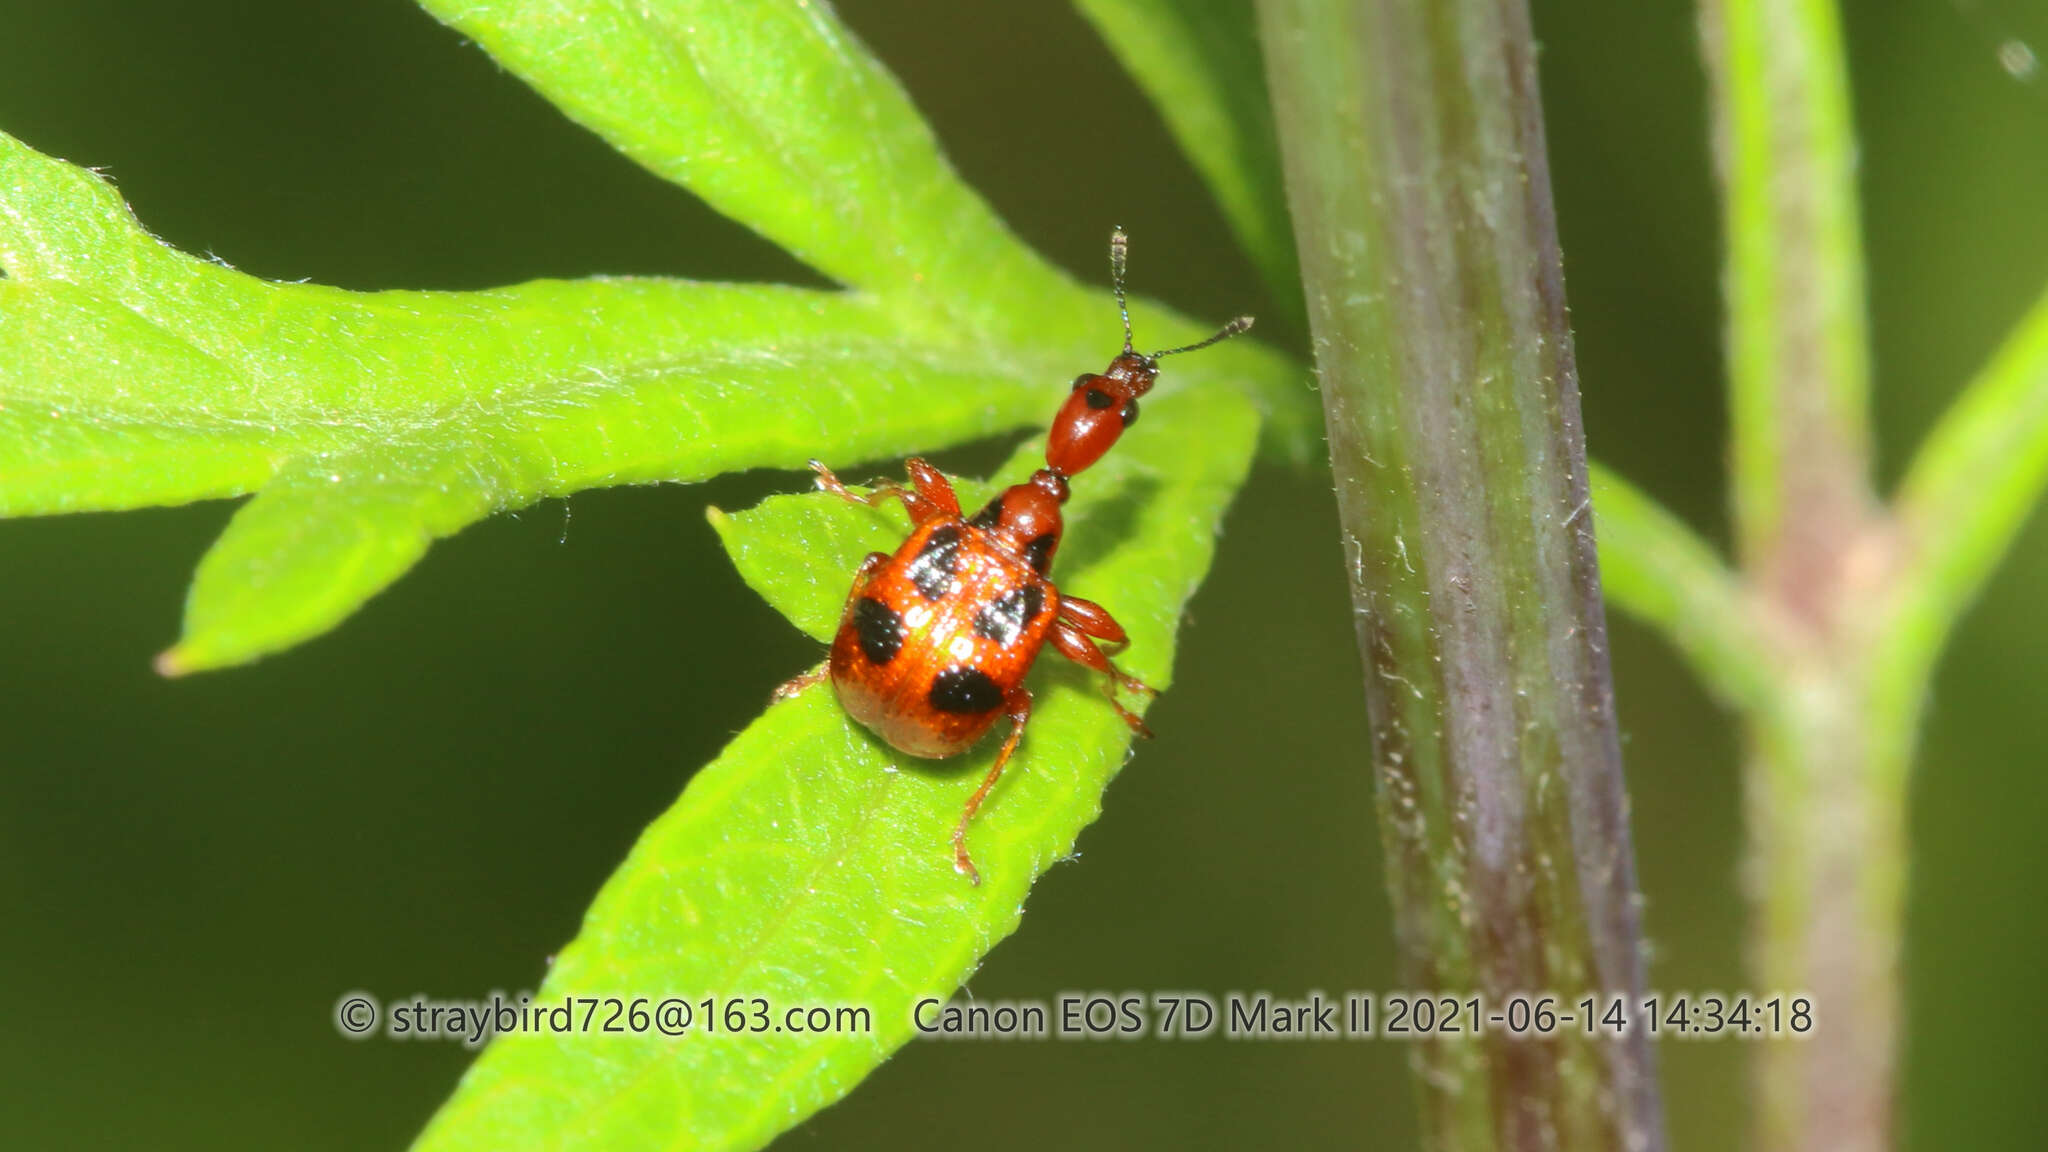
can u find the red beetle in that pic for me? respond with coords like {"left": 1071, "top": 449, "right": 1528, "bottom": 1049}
{"left": 778, "top": 230, "right": 1252, "bottom": 883}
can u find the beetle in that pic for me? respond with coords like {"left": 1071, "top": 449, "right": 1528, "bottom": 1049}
{"left": 776, "top": 229, "right": 1252, "bottom": 884}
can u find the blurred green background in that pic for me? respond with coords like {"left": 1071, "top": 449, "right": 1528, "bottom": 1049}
{"left": 3, "top": 1, "right": 2044, "bottom": 1148}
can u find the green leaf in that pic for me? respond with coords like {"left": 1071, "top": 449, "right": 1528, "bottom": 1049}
{"left": 415, "top": 0, "right": 1316, "bottom": 443}
{"left": 414, "top": 0, "right": 1058, "bottom": 325}
{"left": 4, "top": 0, "right": 1314, "bottom": 676}
{"left": 1075, "top": 0, "right": 1302, "bottom": 331}
{"left": 412, "top": 386, "right": 1260, "bottom": 1152}
{"left": 0, "top": 125, "right": 1295, "bottom": 671}
{"left": 1, "top": 127, "right": 1015, "bottom": 671}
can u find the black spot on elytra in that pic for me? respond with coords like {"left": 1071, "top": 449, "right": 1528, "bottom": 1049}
{"left": 974, "top": 584, "right": 1046, "bottom": 647}
{"left": 1120, "top": 397, "right": 1140, "bottom": 426}
{"left": 969, "top": 497, "right": 1004, "bottom": 530}
{"left": 906, "top": 524, "right": 963, "bottom": 600}
{"left": 851, "top": 597, "right": 903, "bottom": 665}
{"left": 1084, "top": 387, "right": 1116, "bottom": 410}
{"left": 1071, "top": 374, "right": 1092, "bottom": 389}
{"left": 1022, "top": 532, "right": 1057, "bottom": 574}
{"left": 928, "top": 667, "right": 1005, "bottom": 714}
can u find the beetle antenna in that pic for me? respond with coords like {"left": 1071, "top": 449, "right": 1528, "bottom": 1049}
{"left": 1153, "top": 315, "right": 1255, "bottom": 360}
{"left": 1110, "top": 227, "right": 1134, "bottom": 355}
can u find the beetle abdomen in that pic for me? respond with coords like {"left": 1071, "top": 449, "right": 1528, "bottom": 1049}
{"left": 828, "top": 518, "right": 1056, "bottom": 758}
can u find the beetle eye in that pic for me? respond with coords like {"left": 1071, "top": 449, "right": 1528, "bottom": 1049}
{"left": 1120, "top": 398, "right": 1140, "bottom": 427}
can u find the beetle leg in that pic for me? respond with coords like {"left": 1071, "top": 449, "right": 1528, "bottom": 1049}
{"left": 807, "top": 459, "right": 896, "bottom": 506}
{"left": 1056, "top": 594, "right": 1132, "bottom": 653}
{"left": 1048, "top": 617, "right": 1156, "bottom": 738}
{"left": 807, "top": 458, "right": 961, "bottom": 526}
{"left": 899, "top": 457, "right": 964, "bottom": 522}
{"left": 771, "top": 662, "right": 827, "bottom": 701}
{"left": 953, "top": 686, "right": 1032, "bottom": 886}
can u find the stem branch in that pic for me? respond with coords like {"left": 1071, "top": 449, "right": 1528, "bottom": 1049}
{"left": 1702, "top": 3, "right": 1893, "bottom": 1149}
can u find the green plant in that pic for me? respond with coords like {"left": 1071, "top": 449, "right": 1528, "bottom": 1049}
{"left": 1, "top": 3, "right": 1295, "bottom": 1147}
{"left": 4, "top": 2, "right": 2045, "bottom": 1151}
{"left": 1261, "top": 0, "right": 2048, "bottom": 1147}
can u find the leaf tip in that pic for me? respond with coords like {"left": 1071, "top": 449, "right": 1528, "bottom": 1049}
{"left": 156, "top": 636, "right": 242, "bottom": 677}
{"left": 153, "top": 645, "right": 193, "bottom": 678}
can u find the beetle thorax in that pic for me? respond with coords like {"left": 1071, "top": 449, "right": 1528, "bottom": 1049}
{"left": 967, "top": 468, "right": 1068, "bottom": 574}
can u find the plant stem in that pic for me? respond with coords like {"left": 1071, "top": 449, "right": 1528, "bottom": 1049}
{"left": 1700, "top": 2, "right": 1900, "bottom": 1149}
{"left": 1742, "top": 634, "right": 1902, "bottom": 1152}
{"left": 1766, "top": 269, "right": 2048, "bottom": 1152}
{"left": 1700, "top": 0, "right": 1875, "bottom": 584}
{"left": 1258, "top": 1, "right": 1663, "bottom": 1148}
{"left": 1884, "top": 287, "right": 2048, "bottom": 756}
